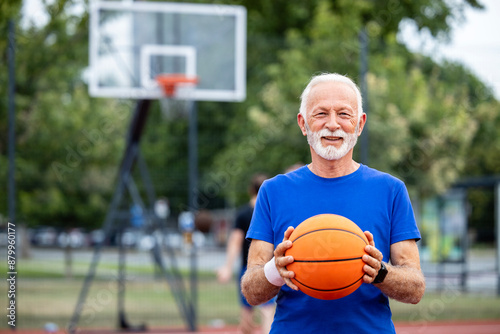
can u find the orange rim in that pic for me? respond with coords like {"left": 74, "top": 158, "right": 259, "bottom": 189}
{"left": 155, "top": 74, "right": 199, "bottom": 97}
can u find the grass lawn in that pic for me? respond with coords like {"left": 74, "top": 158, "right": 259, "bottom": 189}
{"left": 391, "top": 292, "right": 500, "bottom": 323}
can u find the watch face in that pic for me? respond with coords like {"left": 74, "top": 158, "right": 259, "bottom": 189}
{"left": 373, "top": 262, "right": 388, "bottom": 284}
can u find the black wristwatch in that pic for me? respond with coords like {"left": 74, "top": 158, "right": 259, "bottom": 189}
{"left": 372, "top": 261, "right": 388, "bottom": 284}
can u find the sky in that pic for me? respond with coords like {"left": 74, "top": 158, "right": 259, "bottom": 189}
{"left": 400, "top": 0, "right": 500, "bottom": 99}
{"left": 22, "top": 0, "right": 500, "bottom": 99}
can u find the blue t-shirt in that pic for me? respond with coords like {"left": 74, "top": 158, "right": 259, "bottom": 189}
{"left": 247, "top": 164, "right": 421, "bottom": 334}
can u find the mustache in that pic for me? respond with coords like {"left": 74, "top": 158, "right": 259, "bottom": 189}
{"left": 314, "top": 129, "right": 349, "bottom": 138}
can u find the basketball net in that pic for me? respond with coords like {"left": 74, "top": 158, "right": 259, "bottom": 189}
{"left": 156, "top": 74, "right": 198, "bottom": 119}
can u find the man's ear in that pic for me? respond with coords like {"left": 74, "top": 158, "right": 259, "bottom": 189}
{"left": 297, "top": 113, "right": 307, "bottom": 136}
{"left": 357, "top": 113, "right": 367, "bottom": 136}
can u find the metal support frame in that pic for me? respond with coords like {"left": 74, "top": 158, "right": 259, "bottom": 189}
{"left": 187, "top": 101, "right": 198, "bottom": 330}
{"left": 453, "top": 176, "right": 500, "bottom": 295}
{"left": 7, "top": 18, "right": 17, "bottom": 333}
{"left": 496, "top": 182, "right": 500, "bottom": 295}
{"left": 436, "top": 189, "right": 468, "bottom": 292}
{"left": 358, "top": 26, "right": 369, "bottom": 165}
{"left": 7, "top": 20, "right": 16, "bottom": 228}
{"left": 68, "top": 99, "right": 196, "bottom": 333}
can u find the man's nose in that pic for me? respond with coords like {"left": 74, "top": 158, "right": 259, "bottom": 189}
{"left": 325, "top": 114, "right": 340, "bottom": 131}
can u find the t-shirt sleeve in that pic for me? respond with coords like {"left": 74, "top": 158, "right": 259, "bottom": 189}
{"left": 390, "top": 181, "right": 421, "bottom": 244}
{"left": 246, "top": 183, "right": 274, "bottom": 244}
{"left": 234, "top": 209, "right": 247, "bottom": 232}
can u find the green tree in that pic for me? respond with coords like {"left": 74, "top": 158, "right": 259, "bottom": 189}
{"left": 210, "top": 0, "right": 492, "bottom": 204}
{"left": 138, "top": 0, "right": 489, "bottom": 206}
{"left": 0, "top": 0, "right": 130, "bottom": 230}
{"left": 1, "top": 0, "right": 496, "bottom": 232}
{"left": 368, "top": 51, "right": 497, "bottom": 194}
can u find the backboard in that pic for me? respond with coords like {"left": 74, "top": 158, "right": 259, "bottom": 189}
{"left": 88, "top": 1, "right": 247, "bottom": 101}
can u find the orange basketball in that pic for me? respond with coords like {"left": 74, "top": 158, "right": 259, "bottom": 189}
{"left": 285, "top": 214, "right": 368, "bottom": 300}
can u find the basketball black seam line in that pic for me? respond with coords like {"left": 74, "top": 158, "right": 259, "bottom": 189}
{"left": 291, "top": 228, "right": 368, "bottom": 245}
{"left": 293, "top": 275, "right": 364, "bottom": 292}
{"left": 293, "top": 257, "right": 362, "bottom": 263}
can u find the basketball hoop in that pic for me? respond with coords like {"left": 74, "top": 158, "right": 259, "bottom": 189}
{"left": 156, "top": 74, "right": 198, "bottom": 118}
{"left": 156, "top": 74, "right": 199, "bottom": 98}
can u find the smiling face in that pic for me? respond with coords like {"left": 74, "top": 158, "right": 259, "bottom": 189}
{"left": 298, "top": 81, "right": 365, "bottom": 161}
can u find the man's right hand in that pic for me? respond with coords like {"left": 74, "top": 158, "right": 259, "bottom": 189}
{"left": 216, "top": 266, "right": 232, "bottom": 283}
{"left": 273, "top": 226, "right": 299, "bottom": 291}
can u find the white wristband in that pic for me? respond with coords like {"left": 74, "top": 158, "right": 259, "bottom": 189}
{"left": 264, "top": 256, "right": 285, "bottom": 286}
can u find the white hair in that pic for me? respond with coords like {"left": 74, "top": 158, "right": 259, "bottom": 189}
{"left": 299, "top": 73, "right": 364, "bottom": 120}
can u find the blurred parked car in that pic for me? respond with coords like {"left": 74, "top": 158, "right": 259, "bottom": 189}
{"left": 57, "top": 228, "right": 89, "bottom": 248}
{"left": 30, "top": 227, "right": 58, "bottom": 247}
{"left": 89, "top": 229, "right": 105, "bottom": 246}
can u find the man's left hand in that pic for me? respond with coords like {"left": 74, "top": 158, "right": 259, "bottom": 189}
{"left": 361, "top": 231, "right": 385, "bottom": 284}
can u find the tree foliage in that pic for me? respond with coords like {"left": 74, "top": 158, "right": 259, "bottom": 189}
{"left": 0, "top": 0, "right": 130, "bottom": 229}
{"left": 1, "top": 0, "right": 498, "bottom": 231}
{"left": 211, "top": 0, "right": 498, "bottom": 203}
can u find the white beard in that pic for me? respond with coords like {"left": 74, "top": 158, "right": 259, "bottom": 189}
{"left": 305, "top": 123, "right": 359, "bottom": 161}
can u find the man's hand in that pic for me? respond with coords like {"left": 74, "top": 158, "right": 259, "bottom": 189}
{"left": 273, "top": 226, "right": 299, "bottom": 291}
{"left": 360, "top": 232, "right": 425, "bottom": 304}
{"left": 216, "top": 266, "right": 232, "bottom": 283}
{"left": 217, "top": 229, "right": 244, "bottom": 284}
{"left": 361, "top": 231, "right": 385, "bottom": 284}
